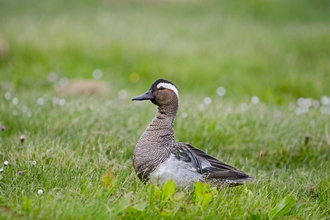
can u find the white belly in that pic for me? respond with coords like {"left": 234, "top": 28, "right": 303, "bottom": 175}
{"left": 149, "top": 154, "right": 203, "bottom": 187}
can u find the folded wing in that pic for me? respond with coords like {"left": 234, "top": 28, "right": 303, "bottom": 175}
{"left": 173, "top": 143, "right": 253, "bottom": 184}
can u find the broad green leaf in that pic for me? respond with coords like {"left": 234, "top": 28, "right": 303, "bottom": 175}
{"left": 210, "top": 187, "right": 218, "bottom": 196}
{"left": 160, "top": 180, "right": 175, "bottom": 201}
{"left": 111, "top": 192, "right": 132, "bottom": 215}
{"left": 111, "top": 192, "right": 147, "bottom": 216}
{"left": 247, "top": 211, "right": 262, "bottom": 220}
{"left": 268, "top": 195, "right": 296, "bottom": 220}
{"left": 172, "top": 191, "right": 186, "bottom": 201}
{"left": 149, "top": 184, "right": 161, "bottom": 198}
{"left": 126, "top": 201, "right": 147, "bottom": 212}
{"left": 200, "top": 193, "right": 213, "bottom": 207}
{"left": 194, "top": 182, "right": 214, "bottom": 207}
{"left": 148, "top": 184, "right": 161, "bottom": 206}
{"left": 194, "top": 182, "right": 203, "bottom": 194}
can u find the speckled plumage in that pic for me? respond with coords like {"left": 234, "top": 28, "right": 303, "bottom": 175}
{"left": 132, "top": 79, "right": 253, "bottom": 188}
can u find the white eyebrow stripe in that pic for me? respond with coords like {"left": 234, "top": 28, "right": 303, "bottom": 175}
{"left": 157, "top": 82, "right": 179, "bottom": 98}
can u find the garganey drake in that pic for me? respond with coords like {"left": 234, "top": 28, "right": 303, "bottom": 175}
{"left": 132, "top": 79, "right": 253, "bottom": 188}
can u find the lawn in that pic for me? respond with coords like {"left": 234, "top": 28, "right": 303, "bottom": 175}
{"left": 0, "top": 0, "right": 330, "bottom": 219}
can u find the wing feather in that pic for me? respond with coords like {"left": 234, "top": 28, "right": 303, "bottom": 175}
{"left": 173, "top": 143, "right": 252, "bottom": 181}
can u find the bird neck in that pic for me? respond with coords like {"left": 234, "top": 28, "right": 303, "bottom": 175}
{"left": 144, "top": 102, "right": 178, "bottom": 144}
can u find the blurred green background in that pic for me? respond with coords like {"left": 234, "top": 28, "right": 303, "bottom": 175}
{"left": 1, "top": 1, "right": 330, "bottom": 219}
{"left": 1, "top": 0, "right": 330, "bottom": 103}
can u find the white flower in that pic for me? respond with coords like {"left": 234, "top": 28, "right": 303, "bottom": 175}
{"left": 251, "top": 96, "right": 260, "bottom": 105}
{"left": 4, "top": 161, "right": 9, "bottom": 166}
{"left": 38, "top": 189, "right": 43, "bottom": 195}
{"left": 32, "top": 161, "right": 37, "bottom": 166}
{"left": 216, "top": 87, "right": 226, "bottom": 97}
{"left": 4, "top": 92, "right": 11, "bottom": 100}
{"left": 37, "top": 98, "right": 45, "bottom": 105}
{"left": 0, "top": 168, "right": 3, "bottom": 173}
{"left": 48, "top": 72, "right": 57, "bottom": 83}
{"left": 203, "top": 97, "right": 212, "bottom": 105}
{"left": 12, "top": 97, "right": 19, "bottom": 105}
{"left": 92, "top": 69, "right": 103, "bottom": 80}
{"left": 241, "top": 103, "right": 249, "bottom": 112}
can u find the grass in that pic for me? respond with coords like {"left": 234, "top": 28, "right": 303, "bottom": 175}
{"left": 1, "top": 0, "right": 330, "bottom": 219}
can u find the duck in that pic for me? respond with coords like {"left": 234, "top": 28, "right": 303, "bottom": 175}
{"left": 132, "top": 79, "right": 253, "bottom": 188}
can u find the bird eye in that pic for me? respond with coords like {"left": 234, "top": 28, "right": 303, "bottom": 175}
{"left": 159, "top": 87, "right": 165, "bottom": 90}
